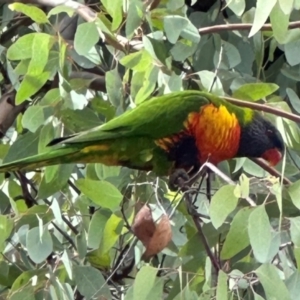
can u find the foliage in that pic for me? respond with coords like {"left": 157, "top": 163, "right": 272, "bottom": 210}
{"left": 0, "top": 0, "right": 300, "bottom": 299}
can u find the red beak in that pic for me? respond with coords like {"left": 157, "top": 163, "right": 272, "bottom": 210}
{"left": 261, "top": 148, "right": 283, "bottom": 166}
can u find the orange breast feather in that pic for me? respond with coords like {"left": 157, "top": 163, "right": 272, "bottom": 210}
{"left": 186, "top": 104, "right": 241, "bottom": 164}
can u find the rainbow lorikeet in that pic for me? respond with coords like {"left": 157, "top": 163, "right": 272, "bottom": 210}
{"left": 0, "top": 91, "right": 284, "bottom": 177}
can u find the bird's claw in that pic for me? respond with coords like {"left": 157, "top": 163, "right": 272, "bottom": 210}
{"left": 168, "top": 169, "right": 190, "bottom": 191}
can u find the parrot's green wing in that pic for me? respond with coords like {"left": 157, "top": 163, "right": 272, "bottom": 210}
{"left": 51, "top": 91, "right": 212, "bottom": 145}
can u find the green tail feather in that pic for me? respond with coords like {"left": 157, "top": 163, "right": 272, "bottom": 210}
{"left": 0, "top": 147, "right": 81, "bottom": 173}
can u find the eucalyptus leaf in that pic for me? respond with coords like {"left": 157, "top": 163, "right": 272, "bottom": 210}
{"left": 249, "top": 0, "right": 277, "bottom": 37}
{"left": 210, "top": 185, "right": 239, "bottom": 229}
{"left": 26, "top": 227, "right": 53, "bottom": 264}
{"left": 248, "top": 206, "right": 272, "bottom": 263}
{"left": 74, "top": 22, "right": 99, "bottom": 56}
{"left": 76, "top": 179, "right": 122, "bottom": 211}
{"left": 256, "top": 264, "right": 290, "bottom": 299}
{"left": 9, "top": 3, "right": 48, "bottom": 24}
{"left": 133, "top": 266, "right": 158, "bottom": 300}
{"left": 73, "top": 266, "right": 111, "bottom": 300}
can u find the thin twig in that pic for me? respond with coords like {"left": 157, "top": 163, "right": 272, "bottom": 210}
{"left": 224, "top": 96, "right": 300, "bottom": 124}
{"left": 68, "top": 179, "right": 81, "bottom": 195}
{"left": 177, "top": 177, "right": 220, "bottom": 273}
{"left": 204, "top": 162, "right": 257, "bottom": 206}
{"left": 199, "top": 21, "right": 300, "bottom": 35}
{"left": 250, "top": 158, "right": 292, "bottom": 185}
{"left": 51, "top": 221, "right": 77, "bottom": 249}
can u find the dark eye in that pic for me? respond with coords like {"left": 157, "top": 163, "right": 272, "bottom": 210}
{"left": 266, "top": 129, "right": 273, "bottom": 136}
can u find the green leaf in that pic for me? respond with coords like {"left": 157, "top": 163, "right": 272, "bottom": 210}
{"left": 295, "top": 0, "right": 300, "bottom": 9}
{"left": 95, "top": 164, "right": 121, "bottom": 180}
{"left": 164, "top": 15, "right": 188, "bottom": 44}
{"left": 197, "top": 70, "right": 224, "bottom": 96}
{"left": 102, "top": 0, "right": 123, "bottom": 31}
{"left": 294, "top": 247, "right": 300, "bottom": 269}
{"left": 133, "top": 266, "right": 157, "bottom": 300}
{"left": 0, "top": 215, "right": 13, "bottom": 252}
{"left": 9, "top": 3, "right": 48, "bottom": 24}
{"left": 40, "top": 88, "right": 61, "bottom": 105}
{"left": 22, "top": 106, "right": 45, "bottom": 132}
{"left": 47, "top": 5, "right": 75, "bottom": 17}
{"left": 288, "top": 179, "right": 300, "bottom": 210}
{"left": 74, "top": 22, "right": 99, "bottom": 56}
{"left": 226, "top": 0, "right": 245, "bottom": 16}
{"left": 7, "top": 34, "right": 35, "bottom": 60}
{"left": 249, "top": 0, "right": 277, "bottom": 37}
{"left": 120, "top": 50, "right": 152, "bottom": 72}
{"left": 286, "top": 270, "right": 300, "bottom": 300}
{"left": 232, "top": 83, "right": 279, "bottom": 101}
{"left": 27, "top": 33, "right": 52, "bottom": 75}
{"left": 38, "top": 122, "right": 57, "bottom": 153}
{"left": 270, "top": 2, "right": 289, "bottom": 44}
{"left": 170, "top": 39, "right": 198, "bottom": 62}
{"left": 76, "top": 230, "right": 87, "bottom": 259}
{"left": 234, "top": 174, "right": 250, "bottom": 199}
{"left": 135, "top": 65, "right": 158, "bottom": 104}
{"left": 16, "top": 205, "right": 54, "bottom": 231}
{"left": 222, "top": 41, "right": 241, "bottom": 68}
{"left": 16, "top": 72, "right": 51, "bottom": 104}
{"left": 105, "top": 68, "right": 123, "bottom": 107}
{"left": 7, "top": 33, "right": 53, "bottom": 65}
{"left": 289, "top": 217, "right": 300, "bottom": 247}
{"left": 9, "top": 286, "right": 35, "bottom": 300}
{"left": 286, "top": 88, "right": 300, "bottom": 113}
{"left": 76, "top": 179, "right": 122, "bottom": 211}
{"left": 0, "top": 261, "right": 21, "bottom": 288}
{"left": 90, "top": 96, "right": 116, "bottom": 120}
{"left": 11, "top": 269, "right": 47, "bottom": 292}
{"left": 221, "top": 208, "right": 252, "bottom": 259}
{"left": 73, "top": 266, "right": 111, "bottom": 300}
{"left": 216, "top": 270, "right": 228, "bottom": 300}
{"left": 88, "top": 210, "right": 110, "bottom": 249}
{"left": 3, "top": 131, "right": 39, "bottom": 163}
{"left": 243, "top": 158, "right": 267, "bottom": 177}
{"left": 99, "top": 213, "right": 123, "bottom": 254}
{"left": 125, "top": 0, "right": 144, "bottom": 38}
{"left": 256, "top": 264, "right": 290, "bottom": 299}
{"left": 279, "top": 0, "right": 294, "bottom": 14}
{"left": 253, "top": 292, "right": 265, "bottom": 300}
{"left": 26, "top": 227, "right": 53, "bottom": 264}
{"left": 248, "top": 206, "right": 272, "bottom": 263}
{"left": 285, "top": 39, "right": 300, "bottom": 66}
{"left": 210, "top": 185, "right": 239, "bottom": 229}
{"left": 38, "top": 164, "right": 74, "bottom": 198}
{"left": 60, "top": 107, "right": 101, "bottom": 132}
{"left": 61, "top": 250, "right": 73, "bottom": 280}
{"left": 0, "top": 189, "right": 10, "bottom": 214}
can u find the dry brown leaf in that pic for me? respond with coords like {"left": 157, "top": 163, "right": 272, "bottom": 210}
{"left": 142, "top": 214, "right": 172, "bottom": 260}
{"left": 132, "top": 205, "right": 156, "bottom": 247}
{"left": 132, "top": 204, "right": 172, "bottom": 260}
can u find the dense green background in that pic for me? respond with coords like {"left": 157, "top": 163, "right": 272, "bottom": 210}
{"left": 0, "top": 0, "right": 300, "bottom": 299}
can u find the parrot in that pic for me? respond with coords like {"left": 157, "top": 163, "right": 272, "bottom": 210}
{"left": 0, "top": 91, "right": 284, "bottom": 178}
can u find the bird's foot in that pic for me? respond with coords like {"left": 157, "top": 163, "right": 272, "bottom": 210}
{"left": 168, "top": 169, "right": 190, "bottom": 191}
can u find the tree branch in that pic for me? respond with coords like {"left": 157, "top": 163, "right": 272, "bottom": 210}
{"left": 224, "top": 96, "right": 300, "bottom": 124}
{"left": 199, "top": 21, "right": 300, "bottom": 35}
